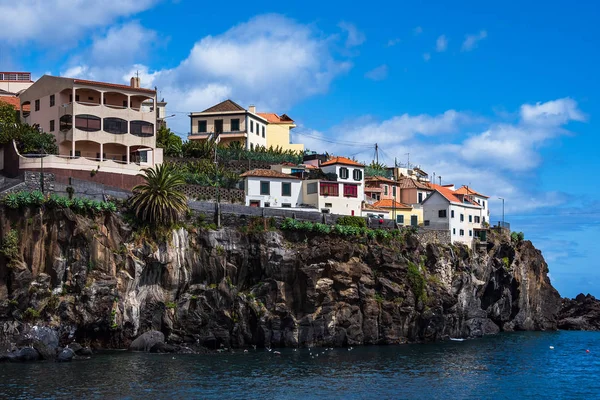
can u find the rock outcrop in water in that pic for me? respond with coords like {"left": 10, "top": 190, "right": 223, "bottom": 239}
{"left": 558, "top": 294, "right": 600, "bottom": 331}
{"left": 0, "top": 207, "right": 561, "bottom": 355}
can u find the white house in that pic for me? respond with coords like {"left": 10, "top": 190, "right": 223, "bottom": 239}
{"left": 240, "top": 169, "right": 302, "bottom": 208}
{"left": 454, "top": 185, "right": 490, "bottom": 224}
{"left": 422, "top": 184, "right": 485, "bottom": 248}
{"left": 301, "top": 156, "right": 365, "bottom": 216}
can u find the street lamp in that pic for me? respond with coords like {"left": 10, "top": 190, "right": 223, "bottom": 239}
{"left": 498, "top": 197, "right": 505, "bottom": 228}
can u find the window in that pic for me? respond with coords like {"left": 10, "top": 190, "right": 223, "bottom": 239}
{"left": 250, "top": 120, "right": 254, "bottom": 133}
{"left": 397, "top": 215, "right": 404, "bottom": 224}
{"left": 49, "top": 120, "right": 55, "bottom": 132}
{"left": 483, "top": 200, "right": 486, "bottom": 209}
{"left": 453, "top": 228, "right": 456, "bottom": 235}
{"left": 451, "top": 210, "right": 455, "bottom": 218}
{"left": 262, "top": 126, "right": 265, "bottom": 138}
{"left": 343, "top": 184, "right": 358, "bottom": 198}
{"left": 50, "top": 95, "right": 55, "bottom": 107}
{"left": 282, "top": 182, "right": 291, "bottom": 196}
{"left": 74, "top": 114, "right": 101, "bottom": 131}
{"left": 384, "top": 185, "right": 388, "bottom": 196}
{"left": 130, "top": 120, "right": 154, "bottom": 137}
{"left": 35, "top": 99, "right": 40, "bottom": 111}
{"left": 325, "top": 203, "right": 333, "bottom": 208}
{"left": 339, "top": 167, "right": 349, "bottom": 179}
{"left": 231, "top": 119, "right": 240, "bottom": 131}
{"left": 264, "top": 202, "right": 270, "bottom": 208}
{"left": 460, "top": 214, "right": 464, "bottom": 222}
{"left": 282, "top": 203, "right": 292, "bottom": 208}
{"left": 139, "top": 151, "right": 148, "bottom": 163}
{"left": 60, "top": 115, "right": 72, "bottom": 131}
{"left": 483, "top": 216, "right": 486, "bottom": 223}
{"left": 469, "top": 230, "right": 472, "bottom": 237}
{"left": 307, "top": 182, "right": 318, "bottom": 194}
{"left": 469, "top": 215, "right": 473, "bottom": 223}
{"left": 198, "top": 120, "right": 207, "bottom": 133}
{"left": 424, "top": 220, "right": 430, "bottom": 226}
{"left": 260, "top": 181, "right": 270, "bottom": 195}
{"left": 320, "top": 182, "right": 339, "bottom": 196}
{"left": 460, "top": 229, "right": 464, "bottom": 236}
{"left": 438, "top": 210, "right": 447, "bottom": 218}
{"left": 474, "top": 216, "right": 480, "bottom": 223}
{"left": 418, "top": 193, "right": 423, "bottom": 203}
{"left": 352, "top": 169, "right": 363, "bottom": 181}
{"left": 104, "top": 118, "right": 128, "bottom": 134}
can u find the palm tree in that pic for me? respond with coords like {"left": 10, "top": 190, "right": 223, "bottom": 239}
{"left": 129, "top": 164, "right": 189, "bottom": 226}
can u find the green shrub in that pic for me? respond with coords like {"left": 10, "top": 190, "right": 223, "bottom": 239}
{"left": 407, "top": 261, "right": 426, "bottom": 302}
{"left": 502, "top": 257, "right": 510, "bottom": 269}
{"left": 511, "top": 231, "right": 525, "bottom": 243}
{"left": 337, "top": 216, "right": 367, "bottom": 228}
{"left": 23, "top": 307, "right": 41, "bottom": 320}
{"left": 165, "top": 301, "right": 177, "bottom": 309}
{"left": 374, "top": 292, "right": 384, "bottom": 303}
{"left": 1, "top": 230, "right": 19, "bottom": 260}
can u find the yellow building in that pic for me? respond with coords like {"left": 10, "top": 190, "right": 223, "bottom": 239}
{"left": 257, "top": 112, "right": 304, "bottom": 153}
{"left": 372, "top": 199, "right": 424, "bottom": 226}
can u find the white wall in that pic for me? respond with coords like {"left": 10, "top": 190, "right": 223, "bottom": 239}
{"left": 245, "top": 177, "right": 302, "bottom": 207}
{"left": 423, "top": 192, "right": 451, "bottom": 229}
{"left": 247, "top": 115, "right": 268, "bottom": 149}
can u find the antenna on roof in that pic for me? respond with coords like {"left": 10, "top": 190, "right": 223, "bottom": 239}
{"left": 136, "top": 70, "right": 140, "bottom": 79}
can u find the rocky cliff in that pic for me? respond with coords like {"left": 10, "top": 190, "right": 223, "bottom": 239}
{"left": 0, "top": 207, "right": 561, "bottom": 355}
{"left": 558, "top": 294, "right": 600, "bottom": 331}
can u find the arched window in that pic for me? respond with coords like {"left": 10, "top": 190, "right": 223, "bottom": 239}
{"left": 104, "top": 117, "right": 128, "bottom": 134}
{"left": 75, "top": 114, "right": 100, "bottom": 132}
{"left": 130, "top": 120, "right": 153, "bottom": 137}
{"left": 60, "top": 114, "right": 72, "bottom": 131}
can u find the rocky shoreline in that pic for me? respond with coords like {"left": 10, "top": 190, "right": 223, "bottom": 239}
{"left": 0, "top": 207, "right": 563, "bottom": 362}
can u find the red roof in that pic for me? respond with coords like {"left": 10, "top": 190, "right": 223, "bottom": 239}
{"left": 0, "top": 97, "right": 29, "bottom": 111}
{"left": 239, "top": 169, "right": 300, "bottom": 179}
{"left": 72, "top": 78, "right": 155, "bottom": 94}
{"left": 397, "top": 176, "right": 432, "bottom": 190}
{"left": 428, "top": 184, "right": 480, "bottom": 206}
{"left": 365, "top": 175, "right": 396, "bottom": 184}
{"left": 321, "top": 156, "right": 364, "bottom": 167}
{"left": 373, "top": 199, "right": 412, "bottom": 209}
{"left": 257, "top": 112, "right": 295, "bottom": 124}
{"left": 454, "top": 185, "right": 489, "bottom": 198}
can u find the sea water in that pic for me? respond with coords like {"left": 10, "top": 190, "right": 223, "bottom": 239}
{"left": 1, "top": 331, "right": 599, "bottom": 399}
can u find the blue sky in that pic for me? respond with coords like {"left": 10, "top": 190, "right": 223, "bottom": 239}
{"left": 1, "top": 0, "right": 598, "bottom": 298}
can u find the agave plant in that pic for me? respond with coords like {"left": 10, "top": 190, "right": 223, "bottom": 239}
{"left": 129, "top": 164, "right": 189, "bottom": 226}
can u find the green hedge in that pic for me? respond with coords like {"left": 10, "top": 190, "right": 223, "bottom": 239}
{"left": 280, "top": 217, "right": 400, "bottom": 240}
{"left": 2, "top": 191, "right": 117, "bottom": 214}
{"left": 336, "top": 216, "right": 367, "bottom": 228}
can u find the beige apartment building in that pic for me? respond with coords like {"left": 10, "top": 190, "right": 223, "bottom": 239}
{"left": 188, "top": 100, "right": 268, "bottom": 150}
{"left": 257, "top": 112, "right": 304, "bottom": 153}
{"left": 19, "top": 75, "right": 161, "bottom": 169}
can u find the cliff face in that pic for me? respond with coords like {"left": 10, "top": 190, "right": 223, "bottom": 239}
{"left": 558, "top": 294, "right": 600, "bottom": 331}
{"left": 0, "top": 207, "right": 561, "bottom": 350}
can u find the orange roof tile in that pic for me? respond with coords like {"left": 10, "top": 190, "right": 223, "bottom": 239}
{"left": 397, "top": 176, "right": 432, "bottom": 190}
{"left": 373, "top": 199, "right": 412, "bottom": 209}
{"left": 454, "top": 185, "right": 489, "bottom": 198}
{"left": 365, "top": 175, "right": 396, "bottom": 184}
{"left": 321, "top": 156, "right": 364, "bottom": 167}
{"left": 72, "top": 78, "right": 155, "bottom": 94}
{"left": 0, "top": 97, "right": 29, "bottom": 111}
{"left": 428, "top": 184, "right": 480, "bottom": 206}
{"left": 257, "top": 112, "right": 295, "bottom": 124}
{"left": 240, "top": 169, "right": 300, "bottom": 180}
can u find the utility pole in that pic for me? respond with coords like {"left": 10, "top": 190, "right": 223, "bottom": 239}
{"left": 439, "top": 176, "right": 442, "bottom": 186}
{"left": 405, "top": 153, "right": 410, "bottom": 168}
{"left": 498, "top": 197, "right": 505, "bottom": 228}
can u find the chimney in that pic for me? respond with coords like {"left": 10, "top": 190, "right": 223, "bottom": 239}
{"left": 248, "top": 105, "right": 256, "bottom": 114}
{"left": 130, "top": 76, "right": 140, "bottom": 88}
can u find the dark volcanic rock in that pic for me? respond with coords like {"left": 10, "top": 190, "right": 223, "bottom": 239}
{"left": 558, "top": 294, "right": 600, "bottom": 330}
{"left": 57, "top": 348, "right": 75, "bottom": 362}
{"left": 15, "top": 347, "right": 40, "bottom": 362}
{"left": 129, "top": 331, "right": 165, "bottom": 352}
{"left": 0, "top": 207, "right": 562, "bottom": 350}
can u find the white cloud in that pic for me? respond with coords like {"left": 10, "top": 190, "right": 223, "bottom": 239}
{"left": 338, "top": 21, "right": 366, "bottom": 48}
{"left": 436, "top": 35, "right": 448, "bottom": 52}
{"left": 461, "top": 30, "right": 488, "bottom": 52}
{"left": 365, "top": 65, "right": 388, "bottom": 81}
{"left": 89, "top": 21, "right": 158, "bottom": 65}
{"left": 386, "top": 38, "right": 401, "bottom": 47}
{"left": 61, "top": 14, "right": 353, "bottom": 135}
{"left": 414, "top": 26, "right": 423, "bottom": 35}
{"left": 423, "top": 52, "right": 431, "bottom": 62}
{"left": 0, "top": 0, "right": 159, "bottom": 45}
{"left": 521, "top": 97, "right": 586, "bottom": 126}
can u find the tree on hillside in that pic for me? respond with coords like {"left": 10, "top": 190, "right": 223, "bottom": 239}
{"left": 0, "top": 101, "right": 58, "bottom": 155}
{"left": 156, "top": 126, "right": 183, "bottom": 157}
{"left": 129, "top": 164, "right": 189, "bottom": 226}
